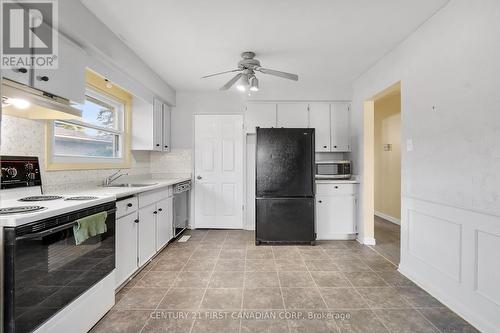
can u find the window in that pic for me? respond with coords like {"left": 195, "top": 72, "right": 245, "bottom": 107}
{"left": 53, "top": 89, "right": 124, "bottom": 159}
{"left": 46, "top": 70, "right": 132, "bottom": 170}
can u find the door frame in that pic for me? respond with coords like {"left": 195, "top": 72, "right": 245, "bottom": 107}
{"left": 192, "top": 113, "right": 246, "bottom": 229}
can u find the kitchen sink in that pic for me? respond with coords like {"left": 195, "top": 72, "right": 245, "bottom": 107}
{"left": 102, "top": 183, "right": 158, "bottom": 188}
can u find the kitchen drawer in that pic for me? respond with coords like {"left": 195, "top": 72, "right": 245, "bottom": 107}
{"left": 116, "top": 196, "right": 139, "bottom": 219}
{"left": 316, "top": 183, "right": 356, "bottom": 196}
{"left": 138, "top": 188, "right": 170, "bottom": 208}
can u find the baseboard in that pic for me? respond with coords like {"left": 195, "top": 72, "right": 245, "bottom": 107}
{"left": 375, "top": 211, "right": 400, "bottom": 225}
{"left": 398, "top": 265, "right": 489, "bottom": 333}
{"left": 356, "top": 236, "right": 376, "bottom": 245}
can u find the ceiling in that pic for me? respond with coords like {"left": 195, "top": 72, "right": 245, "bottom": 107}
{"left": 81, "top": 0, "right": 448, "bottom": 99}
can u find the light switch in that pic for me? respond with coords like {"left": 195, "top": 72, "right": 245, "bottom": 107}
{"left": 406, "top": 139, "right": 414, "bottom": 152}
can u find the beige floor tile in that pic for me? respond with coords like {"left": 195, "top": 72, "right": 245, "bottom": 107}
{"left": 319, "top": 288, "right": 369, "bottom": 309}
{"left": 157, "top": 288, "right": 205, "bottom": 309}
{"left": 245, "top": 271, "right": 280, "bottom": 288}
{"left": 209, "top": 271, "right": 245, "bottom": 288}
{"left": 242, "top": 288, "right": 284, "bottom": 309}
{"left": 200, "top": 288, "right": 243, "bottom": 309}
{"left": 310, "top": 271, "right": 350, "bottom": 287}
{"left": 278, "top": 271, "right": 316, "bottom": 287}
{"left": 282, "top": 288, "right": 327, "bottom": 310}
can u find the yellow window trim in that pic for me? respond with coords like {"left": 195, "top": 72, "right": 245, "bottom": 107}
{"left": 45, "top": 69, "right": 133, "bottom": 171}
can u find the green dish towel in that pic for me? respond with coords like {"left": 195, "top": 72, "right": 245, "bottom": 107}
{"left": 73, "top": 211, "right": 108, "bottom": 245}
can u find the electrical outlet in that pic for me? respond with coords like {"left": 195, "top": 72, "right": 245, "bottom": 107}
{"left": 406, "top": 139, "right": 414, "bottom": 152}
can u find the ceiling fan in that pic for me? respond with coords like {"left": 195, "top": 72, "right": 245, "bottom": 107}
{"left": 202, "top": 51, "right": 299, "bottom": 92}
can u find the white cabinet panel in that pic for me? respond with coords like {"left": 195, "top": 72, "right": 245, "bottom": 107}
{"left": 245, "top": 103, "right": 276, "bottom": 133}
{"left": 138, "top": 204, "right": 157, "bottom": 266}
{"left": 162, "top": 104, "right": 171, "bottom": 152}
{"left": 331, "top": 103, "right": 351, "bottom": 152}
{"left": 153, "top": 99, "right": 163, "bottom": 151}
{"left": 277, "top": 103, "right": 309, "bottom": 128}
{"left": 115, "top": 213, "right": 138, "bottom": 288}
{"left": 156, "top": 197, "right": 173, "bottom": 250}
{"left": 33, "top": 35, "right": 86, "bottom": 103}
{"left": 309, "top": 103, "right": 331, "bottom": 152}
{"left": 1, "top": 67, "right": 30, "bottom": 86}
{"left": 316, "top": 195, "right": 356, "bottom": 238}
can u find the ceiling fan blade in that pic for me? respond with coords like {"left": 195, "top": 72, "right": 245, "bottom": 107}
{"left": 201, "top": 69, "right": 241, "bottom": 79}
{"left": 220, "top": 73, "right": 243, "bottom": 91}
{"left": 255, "top": 67, "right": 298, "bottom": 81}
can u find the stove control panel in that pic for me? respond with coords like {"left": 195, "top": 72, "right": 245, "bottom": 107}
{"left": 0, "top": 156, "right": 42, "bottom": 189}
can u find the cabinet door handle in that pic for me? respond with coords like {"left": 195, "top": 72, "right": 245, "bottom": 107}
{"left": 37, "top": 75, "right": 49, "bottom": 82}
{"left": 164, "top": 145, "right": 168, "bottom": 148}
{"left": 323, "top": 145, "right": 327, "bottom": 148}
{"left": 334, "top": 186, "right": 339, "bottom": 189}
{"left": 17, "top": 67, "right": 28, "bottom": 73}
{"left": 156, "top": 144, "right": 160, "bottom": 147}
{"left": 158, "top": 208, "right": 163, "bottom": 212}
{"left": 153, "top": 211, "right": 158, "bottom": 214}
{"left": 333, "top": 145, "right": 338, "bottom": 148}
{"left": 318, "top": 200, "right": 322, "bottom": 203}
{"left": 134, "top": 219, "right": 139, "bottom": 223}
{"left": 127, "top": 203, "right": 133, "bottom": 207}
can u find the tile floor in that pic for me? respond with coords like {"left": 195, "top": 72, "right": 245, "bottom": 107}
{"left": 371, "top": 216, "right": 401, "bottom": 265}
{"left": 90, "top": 229, "right": 479, "bottom": 333}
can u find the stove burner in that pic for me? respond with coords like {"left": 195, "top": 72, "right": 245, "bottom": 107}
{"left": 65, "top": 196, "right": 98, "bottom": 201}
{"left": 0, "top": 206, "right": 46, "bottom": 215}
{"left": 19, "top": 195, "right": 63, "bottom": 202}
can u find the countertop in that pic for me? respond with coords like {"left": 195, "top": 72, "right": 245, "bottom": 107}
{"left": 51, "top": 177, "right": 192, "bottom": 199}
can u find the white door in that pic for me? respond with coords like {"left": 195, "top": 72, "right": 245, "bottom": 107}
{"left": 309, "top": 103, "right": 331, "bottom": 152}
{"left": 156, "top": 197, "right": 173, "bottom": 250}
{"left": 194, "top": 115, "right": 244, "bottom": 229}
{"left": 115, "top": 213, "right": 138, "bottom": 288}
{"left": 138, "top": 204, "right": 157, "bottom": 266}
{"left": 331, "top": 103, "right": 351, "bottom": 152}
{"left": 276, "top": 103, "right": 309, "bottom": 128}
{"left": 245, "top": 103, "right": 277, "bottom": 133}
{"left": 153, "top": 99, "right": 163, "bottom": 151}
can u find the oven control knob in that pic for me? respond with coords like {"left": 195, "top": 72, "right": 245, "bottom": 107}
{"left": 7, "top": 167, "right": 17, "bottom": 177}
{"left": 25, "top": 162, "right": 34, "bottom": 171}
{"left": 27, "top": 172, "right": 36, "bottom": 180}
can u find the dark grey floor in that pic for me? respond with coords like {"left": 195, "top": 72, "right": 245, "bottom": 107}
{"left": 371, "top": 216, "right": 401, "bottom": 265}
{"left": 90, "top": 229, "right": 479, "bottom": 333}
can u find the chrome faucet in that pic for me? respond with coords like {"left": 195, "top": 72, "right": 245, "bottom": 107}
{"left": 103, "top": 169, "right": 129, "bottom": 186}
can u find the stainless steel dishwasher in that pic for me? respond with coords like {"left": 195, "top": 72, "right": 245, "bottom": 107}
{"left": 173, "top": 180, "right": 191, "bottom": 237}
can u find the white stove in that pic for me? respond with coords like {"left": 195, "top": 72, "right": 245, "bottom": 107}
{"left": 0, "top": 156, "right": 114, "bottom": 227}
{"left": 0, "top": 156, "right": 116, "bottom": 333}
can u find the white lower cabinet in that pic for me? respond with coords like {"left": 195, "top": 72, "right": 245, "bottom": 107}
{"left": 316, "top": 183, "right": 357, "bottom": 240}
{"left": 115, "top": 186, "right": 174, "bottom": 289}
{"left": 156, "top": 197, "right": 173, "bottom": 251}
{"left": 115, "top": 213, "right": 139, "bottom": 288}
{"left": 138, "top": 203, "right": 158, "bottom": 267}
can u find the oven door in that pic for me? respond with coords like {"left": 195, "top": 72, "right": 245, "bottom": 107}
{"left": 3, "top": 204, "right": 116, "bottom": 333}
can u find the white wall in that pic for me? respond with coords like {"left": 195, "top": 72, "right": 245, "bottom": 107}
{"left": 350, "top": 0, "right": 500, "bottom": 331}
{"left": 60, "top": 0, "right": 175, "bottom": 105}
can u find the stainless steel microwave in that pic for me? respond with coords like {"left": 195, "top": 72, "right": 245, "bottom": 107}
{"left": 315, "top": 160, "right": 352, "bottom": 179}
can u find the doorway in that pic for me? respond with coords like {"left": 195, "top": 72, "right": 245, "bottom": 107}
{"left": 361, "top": 82, "right": 401, "bottom": 265}
{"left": 193, "top": 114, "right": 244, "bottom": 229}
{"left": 373, "top": 90, "right": 401, "bottom": 264}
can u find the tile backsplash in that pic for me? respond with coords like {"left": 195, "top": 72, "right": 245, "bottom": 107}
{"left": 0, "top": 115, "right": 152, "bottom": 192}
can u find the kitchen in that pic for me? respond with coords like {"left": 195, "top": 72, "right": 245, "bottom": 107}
{"left": 1, "top": 0, "right": 498, "bottom": 332}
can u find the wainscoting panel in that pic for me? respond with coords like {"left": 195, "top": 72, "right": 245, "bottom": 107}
{"left": 400, "top": 196, "right": 500, "bottom": 332}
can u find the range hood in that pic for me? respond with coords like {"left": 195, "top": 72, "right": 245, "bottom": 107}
{"left": 1, "top": 79, "right": 82, "bottom": 120}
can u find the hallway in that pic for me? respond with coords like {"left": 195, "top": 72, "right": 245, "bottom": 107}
{"left": 371, "top": 216, "right": 401, "bottom": 265}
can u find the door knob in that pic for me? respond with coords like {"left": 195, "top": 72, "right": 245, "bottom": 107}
{"left": 197, "top": 175, "right": 202, "bottom": 180}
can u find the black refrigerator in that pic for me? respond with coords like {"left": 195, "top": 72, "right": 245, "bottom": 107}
{"left": 255, "top": 128, "right": 316, "bottom": 245}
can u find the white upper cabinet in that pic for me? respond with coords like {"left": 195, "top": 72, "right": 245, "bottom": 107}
{"left": 331, "top": 103, "right": 351, "bottom": 152}
{"left": 132, "top": 98, "right": 171, "bottom": 151}
{"left": 2, "top": 32, "right": 87, "bottom": 103}
{"left": 309, "top": 103, "right": 331, "bottom": 152}
{"left": 2, "top": 67, "right": 30, "bottom": 86}
{"left": 33, "top": 35, "right": 87, "bottom": 104}
{"left": 277, "top": 103, "right": 309, "bottom": 128}
{"left": 153, "top": 99, "right": 163, "bottom": 151}
{"left": 245, "top": 103, "right": 276, "bottom": 133}
{"left": 162, "top": 104, "right": 171, "bottom": 152}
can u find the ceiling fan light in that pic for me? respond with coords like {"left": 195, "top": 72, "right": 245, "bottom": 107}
{"left": 250, "top": 76, "right": 259, "bottom": 92}
{"left": 236, "top": 74, "right": 249, "bottom": 92}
